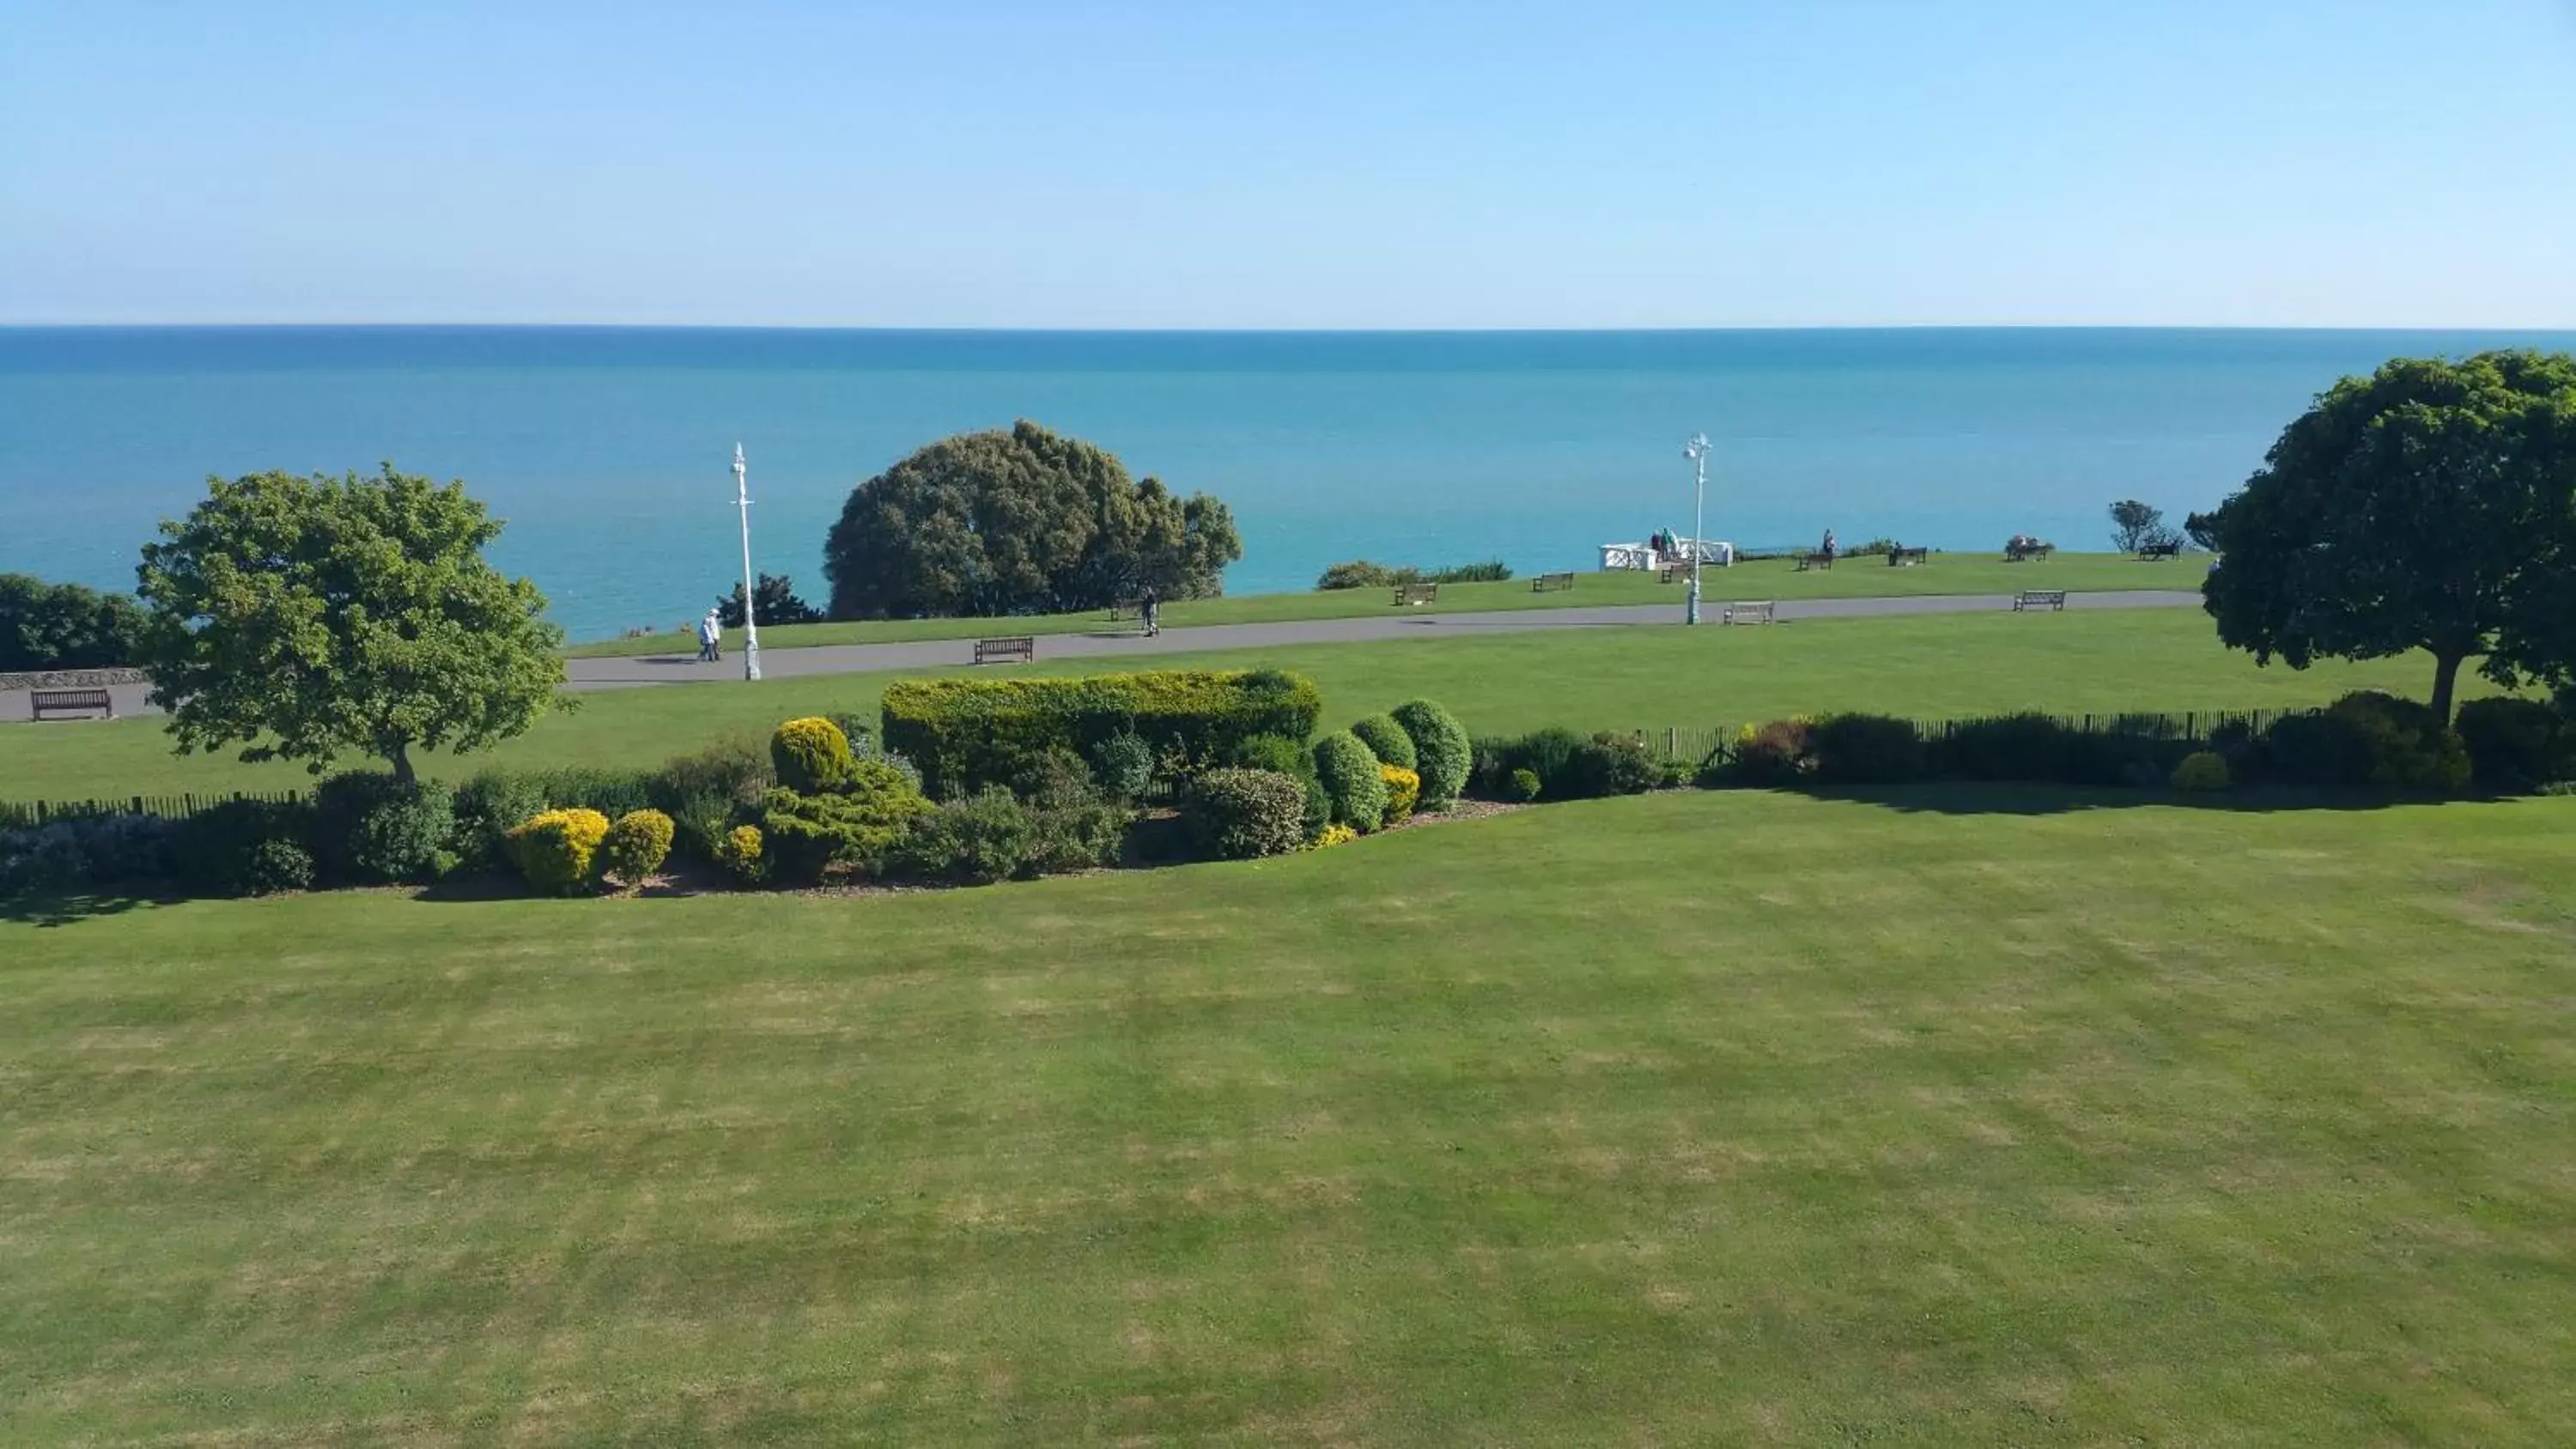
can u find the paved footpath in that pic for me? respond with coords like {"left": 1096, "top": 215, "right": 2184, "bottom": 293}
{"left": 0, "top": 591, "right": 2202, "bottom": 719}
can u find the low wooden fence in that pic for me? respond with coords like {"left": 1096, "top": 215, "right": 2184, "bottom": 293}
{"left": 0, "top": 789, "right": 307, "bottom": 831}
{"left": 1621, "top": 708, "right": 2295, "bottom": 772}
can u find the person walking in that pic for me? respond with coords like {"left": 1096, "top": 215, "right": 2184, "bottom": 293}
{"left": 1141, "top": 585, "right": 1161, "bottom": 638}
{"left": 1821, "top": 528, "right": 1838, "bottom": 563}
{"left": 702, "top": 609, "right": 723, "bottom": 663}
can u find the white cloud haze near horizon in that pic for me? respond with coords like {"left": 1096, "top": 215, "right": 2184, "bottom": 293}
{"left": 4, "top": 0, "right": 2574, "bottom": 329}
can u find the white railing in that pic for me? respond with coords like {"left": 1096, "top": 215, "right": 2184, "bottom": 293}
{"left": 1600, "top": 538, "right": 1735, "bottom": 571}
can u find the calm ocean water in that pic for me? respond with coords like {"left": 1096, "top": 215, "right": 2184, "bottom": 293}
{"left": 4, "top": 326, "right": 2571, "bottom": 641}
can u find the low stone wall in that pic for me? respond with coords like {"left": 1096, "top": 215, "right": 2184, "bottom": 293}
{"left": 0, "top": 667, "right": 151, "bottom": 692}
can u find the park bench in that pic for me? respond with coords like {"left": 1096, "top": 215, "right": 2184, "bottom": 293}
{"left": 2137, "top": 540, "right": 2182, "bottom": 561}
{"left": 1886, "top": 546, "right": 1929, "bottom": 567}
{"left": 2012, "top": 590, "right": 2068, "bottom": 613}
{"left": 30, "top": 688, "right": 114, "bottom": 720}
{"left": 1530, "top": 571, "right": 1575, "bottom": 593}
{"left": 2005, "top": 540, "right": 2056, "bottom": 561}
{"left": 972, "top": 635, "right": 1036, "bottom": 664}
{"left": 1794, "top": 552, "right": 1835, "bottom": 572}
{"left": 1658, "top": 564, "right": 1691, "bottom": 584}
{"left": 1722, "top": 600, "right": 1777, "bottom": 625}
{"left": 1393, "top": 582, "right": 1438, "bottom": 606}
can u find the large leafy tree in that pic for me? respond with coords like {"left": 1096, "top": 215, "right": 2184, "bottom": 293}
{"left": 2199, "top": 351, "right": 2576, "bottom": 723}
{"left": 0, "top": 573, "right": 146, "bottom": 671}
{"left": 136, "top": 465, "right": 568, "bottom": 783}
{"left": 823, "top": 421, "right": 1242, "bottom": 618}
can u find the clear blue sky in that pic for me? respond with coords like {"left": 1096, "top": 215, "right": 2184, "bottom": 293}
{"left": 5, "top": 0, "right": 2574, "bottom": 328}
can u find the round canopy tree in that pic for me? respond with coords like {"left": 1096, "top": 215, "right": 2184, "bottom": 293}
{"left": 822, "top": 421, "right": 1241, "bottom": 619}
{"left": 136, "top": 465, "right": 568, "bottom": 783}
{"left": 2200, "top": 351, "right": 2576, "bottom": 723}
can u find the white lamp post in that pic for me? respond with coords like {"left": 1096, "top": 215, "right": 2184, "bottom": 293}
{"left": 732, "top": 442, "right": 762, "bottom": 681}
{"left": 1682, "top": 433, "right": 1710, "bottom": 625}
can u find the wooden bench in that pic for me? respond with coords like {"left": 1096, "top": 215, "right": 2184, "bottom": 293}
{"left": 2005, "top": 541, "right": 2056, "bottom": 562}
{"left": 1793, "top": 552, "right": 1835, "bottom": 572}
{"left": 972, "top": 635, "right": 1036, "bottom": 664}
{"left": 2012, "top": 590, "right": 2068, "bottom": 613}
{"left": 1886, "top": 546, "right": 1929, "bottom": 567}
{"left": 1530, "top": 572, "right": 1575, "bottom": 593}
{"left": 1658, "top": 564, "right": 1691, "bottom": 584}
{"left": 1722, "top": 600, "right": 1777, "bottom": 625}
{"left": 2137, "top": 541, "right": 2182, "bottom": 561}
{"left": 30, "top": 688, "right": 115, "bottom": 720}
{"left": 1393, "top": 583, "right": 1438, "bottom": 606}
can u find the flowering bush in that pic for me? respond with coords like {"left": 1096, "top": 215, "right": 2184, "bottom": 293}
{"left": 1378, "top": 764, "right": 1420, "bottom": 825}
{"left": 1309, "top": 822, "right": 1361, "bottom": 849}
{"left": 599, "top": 809, "right": 676, "bottom": 887}
{"left": 506, "top": 808, "right": 611, "bottom": 895}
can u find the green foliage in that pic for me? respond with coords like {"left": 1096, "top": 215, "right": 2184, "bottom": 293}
{"left": 2108, "top": 500, "right": 2173, "bottom": 554}
{"left": 2452, "top": 697, "right": 2573, "bottom": 789}
{"left": 0, "top": 573, "right": 146, "bottom": 671}
{"left": 1184, "top": 767, "right": 1310, "bottom": 859}
{"left": 881, "top": 669, "right": 1323, "bottom": 798}
{"left": 1311, "top": 732, "right": 1389, "bottom": 832}
{"left": 1476, "top": 727, "right": 1585, "bottom": 798}
{"left": 1087, "top": 732, "right": 1157, "bottom": 803}
{"left": 133, "top": 464, "right": 568, "bottom": 782}
{"left": 1226, "top": 732, "right": 1315, "bottom": 779}
{"left": 894, "top": 789, "right": 1042, "bottom": 885}
{"left": 2172, "top": 751, "right": 2232, "bottom": 791}
{"left": 1349, "top": 713, "right": 1417, "bottom": 770}
{"left": 0, "top": 814, "right": 178, "bottom": 894}
{"left": 174, "top": 797, "right": 316, "bottom": 896}
{"left": 2253, "top": 693, "right": 2470, "bottom": 791}
{"left": 1008, "top": 746, "right": 1101, "bottom": 809}
{"left": 714, "top": 824, "right": 768, "bottom": 885}
{"left": 311, "top": 772, "right": 457, "bottom": 885}
{"left": 823, "top": 420, "right": 1241, "bottom": 618}
{"left": 599, "top": 809, "right": 676, "bottom": 887}
{"left": 1733, "top": 719, "right": 1820, "bottom": 787}
{"left": 1810, "top": 715, "right": 1930, "bottom": 785}
{"left": 1315, "top": 559, "right": 1510, "bottom": 590}
{"left": 770, "top": 716, "right": 855, "bottom": 795}
{"left": 1390, "top": 699, "right": 1472, "bottom": 806}
{"left": 1475, "top": 727, "right": 1651, "bottom": 800}
{"left": 647, "top": 736, "right": 775, "bottom": 863}
{"left": 2199, "top": 350, "right": 2576, "bottom": 721}
{"left": 452, "top": 772, "right": 550, "bottom": 871}
{"left": 1378, "top": 765, "right": 1421, "bottom": 826}
{"left": 756, "top": 761, "right": 934, "bottom": 886}
{"left": 1504, "top": 767, "right": 1543, "bottom": 802}
{"left": 719, "top": 573, "right": 823, "bottom": 627}
{"left": 506, "top": 808, "right": 610, "bottom": 895}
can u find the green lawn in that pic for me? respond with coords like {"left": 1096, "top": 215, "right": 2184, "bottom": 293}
{"left": 568, "top": 552, "right": 2184, "bottom": 656}
{"left": 5, "top": 790, "right": 2571, "bottom": 1443}
{"left": 2, "top": 609, "right": 2482, "bottom": 801}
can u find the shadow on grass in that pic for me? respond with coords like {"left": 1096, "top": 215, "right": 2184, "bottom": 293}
{"left": 0, "top": 888, "right": 172, "bottom": 928}
{"left": 1791, "top": 782, "right": 2514, "bottom": 817}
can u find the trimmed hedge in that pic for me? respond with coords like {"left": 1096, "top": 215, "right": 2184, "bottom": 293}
{"left": 772, "top": 717, "right": 855, "bottom": 794}
{"left": 599, "top": 809, "right": 675, "bottom": 887}
{"left": 1312, "top": 731, "right": 1389, "bottom": 832}
{"left": 1350, "top": 714, "right": 1417, "bottom": 770}
{"left": 882, "top": 669, "right": 1323, "bottom": 798}
{"left": 507, "top": 809, "right": 611, "bottom": 895}
{"left": 756, "top": 761, "right": 934, "bottom": 886}
{"left": 312, "top": 772, "right": 456, "bottom": 885}
{"left": 1185, "top": 767, "right": 1309, "bottom": 859}
{"left": 176, "top": 797, "right": 316, "bottom": 897}
{"left": 1391, "top": 699, "right": 1471, "bottom": 805}
{"left": 1810, "top": 714, "right": 1929, "bottom": 785}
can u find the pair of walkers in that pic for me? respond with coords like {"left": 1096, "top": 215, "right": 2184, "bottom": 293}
{"left": 696, "top": 609, "right": 723, "bottom": 663}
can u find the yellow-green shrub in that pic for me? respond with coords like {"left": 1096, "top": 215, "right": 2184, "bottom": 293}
{"left": 2171, "top": 751, "right": 2231, "bottom": 792}
{"left": 881, "top": 669, "right": 1324, "bottom": 797}
{"left": 505, "top": 808, "right": 611, "bottom": 895}
{"left": 599, "top": 809, "right": 676, "bottom": 886}
{"left": 1309, "top": 823, "right": 1360, "bottom": 849}
{"left": 1378, "top": 764, "right": 1420, "bottom": 825}
{"left": 771, "top": 716, "right": 856, "bottom": 794}
{"left": 714, "top": 823, "right": 767, "bottom": 885}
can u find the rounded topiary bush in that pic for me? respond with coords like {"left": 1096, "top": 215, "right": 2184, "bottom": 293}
{"left": 1809, "top": 715, "right": 1929, "bottom": 785}
{"left": 770, "top": 716, "right": 856, "bottom": 795}
{"left": 1505, "top": 767, "right": 1542, "bottom": 802}
{"left": 1379, "top": 764, "right": 1420, "bottom": 825}
{"left": 1391, "top": 699, "right": 1471, "bottom": 805}
{"left": 1350, "top": 714, "right": 1417, "bottom": 770}
{"left": 599, "top": 809, "right": 676, "bottom": 887}
{"left": 506, "top": 808, "right": 611, "bottom": 895}
{"left": 313, "top": 772, "right": 458, "bottom": 885}
{"left": 1311, "top": 731, "right": 1389, "bottom": 832}
{"left": 2171, "top": 750, "right": 2231, "bottom": 792}
{"left": 1185, "top": 767, "right": 1309, "bottom": 859}
{"left": 714, "top": 823, "right": 768, "bottom": 885}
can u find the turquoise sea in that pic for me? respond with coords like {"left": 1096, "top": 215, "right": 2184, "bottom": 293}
{"left": 4, "top": 327, "right": 2570, "bottom": 641}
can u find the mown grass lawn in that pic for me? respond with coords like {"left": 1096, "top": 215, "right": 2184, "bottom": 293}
{"left": 565, "top": 552, "right": 2181, "bottom": 657}
{"left": 0, "top": 609, "right": 2486, "bottom": 800}
{"left": 3, "top": 790, "right": 2571, "bottom": 1444}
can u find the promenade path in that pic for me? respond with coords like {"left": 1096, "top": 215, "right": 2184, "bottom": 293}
{"left": 0, "top": 590, "right": 2201, "bottom": 719}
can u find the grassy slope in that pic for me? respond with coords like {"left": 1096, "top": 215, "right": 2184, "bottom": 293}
{"left": 566, "top": 552, "right": 2183, "bottom": 656}
{"left": 1, "top": 609, "right": 2482, "bottom": 800}
{"left": 5, "top": 791, "right": 2572, "bottom": 1444}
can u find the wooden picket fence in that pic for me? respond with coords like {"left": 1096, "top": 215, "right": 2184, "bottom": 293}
{"left": 1620, "top": 708, "right": 2295, "bottom": 772}
{"left": 0, "top": 789, "right": 307, "bottom": 831}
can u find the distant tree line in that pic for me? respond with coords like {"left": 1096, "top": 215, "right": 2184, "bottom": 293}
{"left": 0, "top": 573, "right": 146, "bottom": 671}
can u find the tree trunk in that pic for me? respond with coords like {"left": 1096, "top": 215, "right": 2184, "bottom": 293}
{"left": 2429, "top": 651, "right": 2465, "bottom": 727}
{"left": 387, "top": 739, "right": 416, "bottom": 786}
